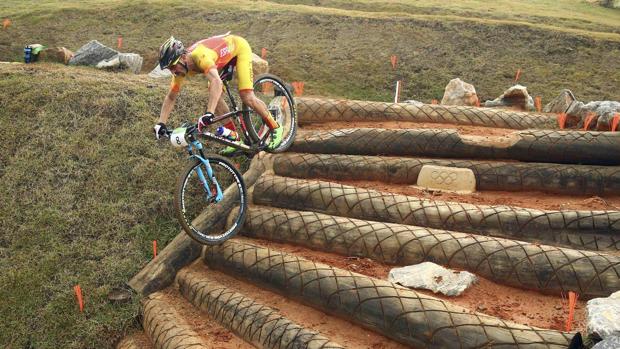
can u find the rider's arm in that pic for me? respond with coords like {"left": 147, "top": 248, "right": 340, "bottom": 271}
{"left": 204, "top": 67, "right": 223, "bottom": 114}
{"left": 158, "top": 87, "right": 179, "bottom": 124}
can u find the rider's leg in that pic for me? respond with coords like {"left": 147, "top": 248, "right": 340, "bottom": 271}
{"left": 234, "top": 37, "right": 280, "bottom": 130}
{"left": 214, "top": 95, "right": 236, "bottom": 131}
{"left": 239, "top": 90, "right": 279, "bottom": 130}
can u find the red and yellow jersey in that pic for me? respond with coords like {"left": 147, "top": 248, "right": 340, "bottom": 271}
{"left": 170, "top": 34, "right": 254, "bottom": 92}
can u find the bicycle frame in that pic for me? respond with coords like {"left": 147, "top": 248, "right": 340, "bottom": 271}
{"left": 197, "top": 78, "right": 272, "bottom": 154}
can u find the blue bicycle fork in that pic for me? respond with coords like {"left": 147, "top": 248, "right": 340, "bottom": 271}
{"left": 188, "top": 141, "right": 223, "bottom": 203}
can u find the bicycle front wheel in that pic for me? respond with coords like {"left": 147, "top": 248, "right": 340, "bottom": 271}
{"left": 173, "top": 155, "right": 247, "bottom": 245}
{"left": 243, "top": 74, "right": 297, "bottom": 153}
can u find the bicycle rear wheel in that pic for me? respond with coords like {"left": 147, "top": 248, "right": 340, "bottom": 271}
{"left": 243, "top": 74, "right": 297, "bottom": 153}
{"left": 174, "top": 155, "right": 247, "bottom": 245}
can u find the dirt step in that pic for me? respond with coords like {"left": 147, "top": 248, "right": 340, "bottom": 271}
{"left": 178, "top": 265, "right": 391, "bottom": 348}
{"left": 271, "top": 152, "right": 620, "bottom": 196}
{"left": 237, "top": 205, "right": 620, "bottom": 299}
{"left": 203, "top": 239, "right": 575, "bottom": 348}
{"left": 141, "top": 289, "right": 251, "bottom": 348}
{"left": 291, "top": 128, "right": 620, "bottom": 165}
{"left": 295, "top": 97, "right": 557, "bottom": 130}
{"left": 252, "top": 174, "right": 620, "bottom": 251}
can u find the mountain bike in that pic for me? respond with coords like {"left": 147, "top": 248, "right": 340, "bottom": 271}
{"left": 165, "top": 63, "right": 296, "bottom": 245}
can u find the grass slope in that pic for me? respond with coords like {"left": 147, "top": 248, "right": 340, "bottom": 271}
{"left": 0, "top": 0, "right": 619, "bottom": 102}
{"left": 0, "top": 0, "right": 619, "bottom": 347}
{"left": 0, "top": 64, "right": 220, "bottom": 348}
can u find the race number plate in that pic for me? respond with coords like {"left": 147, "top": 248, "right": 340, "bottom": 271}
{"left": 170, "top": 127, "right": 188, "bottom": 147}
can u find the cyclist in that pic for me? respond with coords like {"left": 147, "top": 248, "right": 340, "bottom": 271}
{"left": 153, "top": 34, "right": 283, "bottom": 153}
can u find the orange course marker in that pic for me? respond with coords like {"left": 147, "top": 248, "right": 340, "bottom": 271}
{"left": 431, "top": 99, "right": 438, "bottom": 105}
{"left": 390, "top": 55, "right": 398, "bottom": 70}
{"left": 557, "top": 113, "right": 567, "bottom": 129}
{"left": 261, "top": 48, "right": 267, "bottom": 59}
{"left": 2, "top": 19, "right": 11, "bottom": 29}
{"left": 565, "top": 291, "right": 579, "bottom": 332}
{"left": 291, "top": 81, "right": 304, "bottom": 97}
{"left": 263, "top": 81, "right": 274, "bottom": 94}
{"left": 583, "top": 112, "right": 596, "bottom": 131}
{"left": 611, "top": 113, "right": 619, "bottom": 132}
{"left": 535, "top": 96, "right": 542, "bottom": 113}
{"left": 153, "top": 240, "right": 157, "bottom": 258}
{"left": 514, "top": 68, "right": 521, "bottom": 83}
{"left": 117, "top": 36, "right": 123, "bottom": 49}
{"left": 74, "top": 285, "right": 84, "bottom": 312}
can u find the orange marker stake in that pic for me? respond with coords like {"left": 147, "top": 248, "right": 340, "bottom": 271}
{"left": 475, "top": 97, "right": 481, "bottom": 107}
{"left": 557, "top": 113, "right": 567, "bottom": 129}
{"left": 153, "top": 240, "right": 157, "bottom": 258}
{"left": 565, "top": 291, "right": 579, "bottom": 332}
{"left": 390, "top": 55, "right": 398, "bottom": 70}
{"left": 514, "top": 68, "right": 521, "bottom": 83}
{"left": 74, "top": 285, "right": 84, "bottom": 312}
{"left": 611, "top": 113, "right": 619, "bottom": 132}
{"left": 431, "top": 99, "right": 438, "bottom": 105}
{"left": 583, "top": 112, "right": 596, "bottom": 131}
{"left": 535, "top": 96, "right": 542, "bottom": 113}
{"left": 117, "top": 36, "right": 123, "bottom": 49}
{"left": 2, "top": 19, "right": 11, "bottom": 30}
{"left": 292, "top": 81, "right": 304, "bottom": 97}
{"left": 261, "top": 47, "right": 267, "bottom": 59}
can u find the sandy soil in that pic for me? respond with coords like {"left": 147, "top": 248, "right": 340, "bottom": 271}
{"left": 300, "top": 120, "right": 518, "bottom": 137}
{"left": 334, "top": 179, "right": 620, "bottom": 211}
{"left": 185, "top": 261, "right": 410, "bottom": 349}
{"left": 239, "top": 237, "right": 587, "bottom": 333}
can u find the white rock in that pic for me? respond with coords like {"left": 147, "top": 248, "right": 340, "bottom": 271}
{"left": 388, "top": 262, "right": 478, "bottom": 296}
{"left": 441, "top": 78, "right": 478, "bottom": 106}
{"left": 587, "top": 290, "right": 620, "bottom": 339}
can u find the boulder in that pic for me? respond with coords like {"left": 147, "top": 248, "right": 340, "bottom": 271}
{"left": 586, "top": 290, "right": 620, "bottom": 340}
{"left": 69, "top": 40, "right": 119, "bottom": 66}
{"left": 388, "top": 262, "right": 478, "bottom": 296}
{"left": 544, "top": 90, "right": 620, "bottom": 130}
{"left": 252, "top": 52, "right": 269, "bottom": 76}
{"left": 38, "top": 47, "right": 74, "bottom": 64}
{"left": 593, "top": 335, "right": 620, "bottom": 349}
{"left": 148, "top": 64, "right": 172, "bottom": 78}
{"left": 440, "top": 78, "right": 479, "bottom": 106}
{"left": 484, "top": 84, "right": 535, "bottom": 111}
{"left": 599, "top": 0, "right": 620, "bottom": 9}
{"left": 96, "top": 53, "right": 143, "bottom": 74}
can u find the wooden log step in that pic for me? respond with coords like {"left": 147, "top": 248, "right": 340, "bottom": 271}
{"left": 272, "top": 153, "right": 620, "bottom": 196}
{"left": 239, "top": 205, "right": 620, "bottom": 299}
{"left": 296, "top": 97, "right": 557, "bottom": 130}
{"left": 177, "top": 269, "right": 344, "bottom": 349}
{"left": 203, "top": 240, "right": 574, "bottom": 349}
{"left": 252, "top": 175, "right": 620, "bottom": 251}
{"left": 290, "top": 128, "right": 620, "bottom": 165}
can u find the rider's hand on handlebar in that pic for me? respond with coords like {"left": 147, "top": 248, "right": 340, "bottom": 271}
{"left": 197, "top": 112, "right": 215, "bottom": 133}
{"left": 154, "top": 122, "right": 168, "bottom": 140}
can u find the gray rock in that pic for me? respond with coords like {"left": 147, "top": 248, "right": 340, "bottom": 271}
{"left": 69, "top": 40, "right": 119, "bottom": 66}
{"left": 441, "top": 78, "right": 478, "bottom": 106}
{"left": 484, "top": 84, "right": 535, "bottom": 111}
{"left": 543, "top": 89, "right": 620, "bottom": 130}
{"left": 587, "top": 290, "right": 620, "bottom": 339}
{"left": 543, "top": 89, "right": 577, "bottom": 114}
{"left": 388, "top": 262, "right": 478, "bottom": 296}
{"left": 148, "top": 64, "right": 172, "bottom": 78}
{"left": 592, "top": 335, "right": 620, "bottom": 349}
{"left": 96, "top": 53, "right": 143, "bottom": 74}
